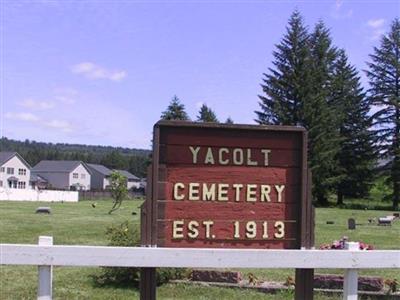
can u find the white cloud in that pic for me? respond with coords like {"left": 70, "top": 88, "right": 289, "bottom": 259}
{"left": 43, "top": 120, "right": 73, "bottom": 132}
{"left": 71, "top": 62, "right": 127, "bottom": 81}
{"left": 367, "top": 18, "right": 386, "bottom": 40}
{"left": 331, "top": 0, "right": 353, "bottom": 19}
{"left": 335, "top": 0, "right": 343, "bottom": 9}
{"left": 19, "top": 98, "right": 55, "bottom": 110}
{"left": 5, "top": 112, "right": 40, "bottom": 122}
{"left": 5, "top": 111, "right": 72, "bottom": 133}
{"left": 367, "top": 18, "right": 385, "bottom": 28}
{"left": 53, "top": 87, "right": 78, "bottom": 104}
{"left": 55, "top": 95, "right": 76, "bottom": 105}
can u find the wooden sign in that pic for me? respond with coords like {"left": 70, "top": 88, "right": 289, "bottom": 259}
{"left": 142, "top": 121, "right": 313, "bottom": 250}
{"left": 140, "top": 121, "right": 314, "bottom": 300}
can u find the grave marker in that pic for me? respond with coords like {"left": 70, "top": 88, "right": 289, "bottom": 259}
{"left": 348, "top": 218, "right": 356, "bottom": 230}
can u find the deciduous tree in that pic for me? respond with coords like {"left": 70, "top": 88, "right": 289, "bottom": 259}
{"left": 108, "top": 171, "right": 128, "bottom": 214}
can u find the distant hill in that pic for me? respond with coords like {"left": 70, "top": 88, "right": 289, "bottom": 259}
{"left": 0, "top": 137, "right": 151, "bottom": 178}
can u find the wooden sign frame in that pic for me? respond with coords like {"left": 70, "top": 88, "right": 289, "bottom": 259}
{"left": 140, "top": 120, "right": 314, "bottom": 299}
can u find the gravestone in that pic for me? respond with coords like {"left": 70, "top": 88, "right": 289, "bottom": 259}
{"left": 378, "top": 217, "right": 392, "bottom": 226}
{"left": 348, "top": 218, "right": 356, "bottom": 230}
{"left": 35, "top": 207, "right": 51, "bottom": 214}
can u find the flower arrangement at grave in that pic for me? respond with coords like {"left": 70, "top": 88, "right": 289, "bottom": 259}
{"left": 319, "top": 236, "right": 374, "bottom": 250}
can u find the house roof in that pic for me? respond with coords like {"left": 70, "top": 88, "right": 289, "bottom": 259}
{"left": 0, "top": 152, "right": 31, "bottom": 169}
{"left": 30, "top": 173, "right": 48, "bottom": 183}
{"left": 32, "top": 160, "right": 91, "bottom": 174}
{"left": 87, "top": 163, "right": 112, "bottom": 176}
{"left": 114, "top": 169, "right": 140, "bottom": 180}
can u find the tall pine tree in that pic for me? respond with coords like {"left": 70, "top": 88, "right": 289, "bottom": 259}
{"left": 197, "top": 104, "right": 219, "bottom": 122}
{"left": 225, "top": 117, "right": 234, "bottom": 124}
{"left": 306, "top": 21, "right": 342, "bottom": 205}
{"left": 255, "top": 10, "right": 310, "bottom": 125}
{"left": 160, "top": 96, "right": 190, "bottom": 121}
{"left": 333, "top": 50, "right": 375, "bottom": 204}
{"left": 255, "top": 11, "right": 341, "bottom": 205}
{"left": 366, "top": 19, "right": 400, "bottom": 210}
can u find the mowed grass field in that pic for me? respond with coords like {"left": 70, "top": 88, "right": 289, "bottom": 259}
{"left": 0, "top": 199, "right": 399, "bottom": 299}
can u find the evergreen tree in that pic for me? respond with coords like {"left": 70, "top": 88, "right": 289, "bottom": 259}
{"left": 306, "top": 21, "right": 342, "bottom": 205}
{"left": 197, "top": 104, "right": 219, "bottom": 122}
{"left": 160, "top": 96, "right": 190, "bottom": 121}
{"left": 333, "top": 50, "right": 375, "bottom": 204}
{"left": 100, "top": 151, "right": 126, "bottom": 169}
{"left": 225, "top": 117, "right": 234, "bottom": 124}
{"left": 255, "top": 10, "right": 310, "bottom": 125}
{"left": 255, "top": 11, "right": 341, "bottom": 205}
{"left": 366, "top": 19, "right": 400, "bottom": 210}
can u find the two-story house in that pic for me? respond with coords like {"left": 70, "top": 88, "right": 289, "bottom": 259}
{"left": 114, "top": 169, "right": 140, "bottom": 190}
{"left": 32, "top": 160, "right": 91, "bottom": 191}
{"left": 87, "top": 163, "right": 112, "bottom": 190}
{"left": 0, "top": 152, "right": 31, "bottom": 189}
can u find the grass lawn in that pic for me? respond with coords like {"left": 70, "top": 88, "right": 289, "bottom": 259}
{"left": 0, "top": 199, "right": 399, "bottom": 299}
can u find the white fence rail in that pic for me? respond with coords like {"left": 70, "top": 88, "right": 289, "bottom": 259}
{"left": 1, "top": 236, "right": 399, "bottom": 300}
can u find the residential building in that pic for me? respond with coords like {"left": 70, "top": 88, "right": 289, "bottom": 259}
{"left": 114, "top": 169, "right": 140, "bottom": 190}
{"left": 30, "top": 173, "right": 49, "bottom": 190}
{"left": 0, "top": 152, "right": 31, "bottom": 189}
{"left": 32, "top": 160, "right": 91, "bottom": 191}
{"left": 87, "top": 163, "right": 112, "bottom": 190}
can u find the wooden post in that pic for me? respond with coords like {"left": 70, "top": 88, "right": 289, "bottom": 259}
{"left": 343, "top": 242, "right": 359, "bottom": 300}
{"left": 140, "top": 166, "right": 156, "bottom": 300}
{"left": 295, "top": 167, "right": 314, "bottom": 300}
{"left": 38, "top": 236, "right": 53, "bottom": 300}
{"left": 139, "top": 203, "right": 156, "bottom": 300}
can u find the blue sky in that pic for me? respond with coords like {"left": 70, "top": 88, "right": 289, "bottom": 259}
{"left": 1, "top": 0, "right": 399, "bottom": 149}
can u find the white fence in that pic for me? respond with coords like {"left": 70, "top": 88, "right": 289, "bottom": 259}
{"left": 1, "top": 236, "right": 399, "bottom": 300}
{"left": 0, "top": 189, "right": 79, "bottom": 202}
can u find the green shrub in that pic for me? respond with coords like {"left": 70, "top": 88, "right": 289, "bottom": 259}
{"left": 92, "top": 221, "right": 187, "bottom": 287}
{"left": 369, "top": 176, "right": 392, "bottom": 202}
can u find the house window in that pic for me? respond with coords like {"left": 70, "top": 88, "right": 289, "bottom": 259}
{"left": 7, "top": 168, "right": 14, "bottom": 175}
{"left": 0, "top": 167, "right": 4, "bottom": 173}
{"left": 18, "top": 168, "right": 26, "bottom": 175}
{"left": 73, "top": 173, "right": 79, "bottom": 179}
{"left": 17, "top": 182, "right": 26, "bottom": 189}
{"left": 81, "top": 174, "right": 86, "bottom": 179}
{"left": 0, "top": 180, "right": 2, "bottom": 187}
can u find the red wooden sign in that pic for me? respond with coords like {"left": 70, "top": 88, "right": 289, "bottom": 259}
{"left": 141, "top": 121, "right": 313, "bottom": 250}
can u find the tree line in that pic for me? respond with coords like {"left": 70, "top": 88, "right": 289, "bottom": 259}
{"left": 0, "top": 137, "right": 150, "bottom": 178}
{"left": 159, "top": 11, "right": 400, "bottom": 210}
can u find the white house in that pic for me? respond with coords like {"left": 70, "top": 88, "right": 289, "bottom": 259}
{"left": 31, "top": 160, "right": 91, "bottom": 191}
{"left": 0, "top": 152, "right": 31, "bottom": 189}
